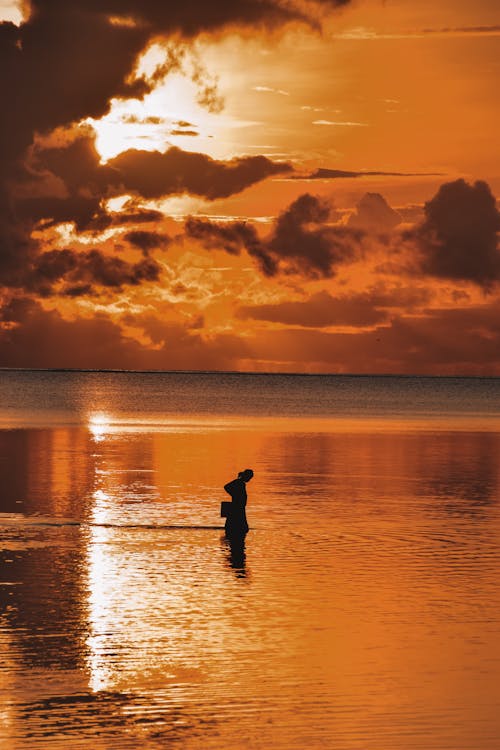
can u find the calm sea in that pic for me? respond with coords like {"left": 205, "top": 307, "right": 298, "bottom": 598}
{"left": 1, "top": 371, "right": 499, "bottom": 749}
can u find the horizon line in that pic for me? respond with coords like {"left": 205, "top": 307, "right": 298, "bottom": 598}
{"left": 0, "top": 367, "right": 498, "bottom": 380}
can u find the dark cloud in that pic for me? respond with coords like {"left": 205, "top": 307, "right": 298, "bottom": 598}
{"left": 267, "top": 194, "right": 361, "bottom": 277}
{"left": 5, "top": 247, "right": 161, "bottom": 297}
{"left": 0, "top": 129, "right": 294, "bottom": 300}
{"left": 239, "top": 290, "right": 388, "bottom": 327}
{"left": 185, "top": 218, "right": 259, "bottom": 257}
{"left": 62, "top": 284, "right": 94, "bottom": 298}
{"left": 112, "top": 208, "right": 165, "bottom": 225}
{"left": 186, "top": 194, "right": 363, "bottom": 278}
{"left": 248, "top": 302, "right": 500, "bottom": 374}
{"left": 298, "top": 168, "right": 441, "bottom": 180}
{"left": 0, "top": 298, "right": 249, "bottom": 370}
{"left": 348, "top": 193, "right": 401, "bottom": 232}
{"left": 109, "top": 147, "right": 293, "bottom": 200}
{"left": 19, "top": 133, "right": 292, "bottom": 229}
{"left": 18, "top": 195, "right": 104, "bottom": 232}
{"left": 28, "top": 1, "right": 351, "bottom": 38}
{"left": 123, "top": 230, "right": 170, "bottom": 253}
{"left": 85, "top": 207, "right": 165, "bottom": 232}
{"left": 1, "top": 0, "right": 349, "bottom": 293}
{"left": 170, "top": 129, "right": 199, "bottom": 137}
{"left": 79, "top": 250, "right": 161, "bottom": 288}
{"left": 364, "top": 284, "right": 432, "bottom": 310}
{"left": 421, "top": 25, "right": 500, "bottom": 35}
{"left": 238, "top": 285, "right": 431, "bottom": 328}
{"left": 1, "top": 0, "right": 350, "bottom": 168}
{"left": 121, "top": 115, "right": 163, "bottom": 125}
{"left": 0, "top": 11, "right": 148, "bottom": 170}
{"left": 2, "top": 135, "right": 114, "bottom": 280}
{"left": 185, "top": 215, "right": 278, "bottom": 275}
{"left": 412, "top": 179, "right": 500, "bottom": 287}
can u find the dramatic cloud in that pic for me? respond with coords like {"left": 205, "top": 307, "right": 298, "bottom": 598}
{"left": 412, "top": 179, "right": 500, "bottom": 287}
{"left": 266, "top": 194, "right": 362, "bottom": 277}
{"left": 1, "top": 0, "right": 352, "bottom": 168}
{"left": 1, "top": 1, "right": 498, "bottom": 376}
{"left": 186, "top": 193, "right": 364, "bottom": 278}
{"left": 109, "top": 147, "right": 293, "bottom": 200}
{"left": 0, "top": 132, "right": 292, "bottom": 289}
{"left": 3, "top": 295, "right": 500, "bottom": 374}
{"left": 19, "top": 133, "right": 292, "bottom": 228}
{"left": 85, "top": 207, "right": 166, "bottom": 233}
{"left": 0, "top": 0, "right": 347, "bottom": 296}
{"left": 0, "top": 11, "right": 147, "bottom": 169}
{"left": 5, "top": 247, "right": 161, "bottom": 297}
{"left": 184, "top": 217, "right": 273, "bottom": 271}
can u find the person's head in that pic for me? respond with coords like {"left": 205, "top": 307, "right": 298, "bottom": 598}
{"left": 238, "top": 468, "right": 254, "bottom": 483}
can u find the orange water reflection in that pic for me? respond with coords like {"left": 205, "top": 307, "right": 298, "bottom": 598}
{"left": 0, "top": 418, "right": 499, "bottom": 748}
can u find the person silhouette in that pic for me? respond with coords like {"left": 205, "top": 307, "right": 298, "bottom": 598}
{"left": 223, "top": 468, "right": 253, "bottom": 537}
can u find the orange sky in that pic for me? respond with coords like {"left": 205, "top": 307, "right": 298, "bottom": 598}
{"left": 0, "top": 0, "right": 499, "bottom": 373}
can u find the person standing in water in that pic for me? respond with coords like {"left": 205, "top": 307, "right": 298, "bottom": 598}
{"left": 223, "top": 469, "right": 253, "bottom": 536}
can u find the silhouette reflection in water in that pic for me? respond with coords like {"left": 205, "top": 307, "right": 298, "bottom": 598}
{"left": 222, "top": 533, "right": 248, "bottom": 578}
{"left": 223, "top": 468, "right": 253, "bottom": 537}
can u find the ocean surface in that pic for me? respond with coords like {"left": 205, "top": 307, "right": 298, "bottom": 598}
{"left": 0, "top": 370, "right": 499, "bottom": 749}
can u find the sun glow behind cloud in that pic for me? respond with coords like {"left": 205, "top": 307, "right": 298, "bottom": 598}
{"left": 86, "top": 74, "right": 218, "bottom": 161}
{"left": 86, "top": 43, "right": 256, "bottom": 163}
{"left": 0, "top": 0, "right": 25, "bottom": 25}
{"left": 83, "top": 44, "right": 261, "bottom": 162}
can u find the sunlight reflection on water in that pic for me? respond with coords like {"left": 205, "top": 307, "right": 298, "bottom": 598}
{"left": 0, "top": 373, "right": 500, "bottom": 748}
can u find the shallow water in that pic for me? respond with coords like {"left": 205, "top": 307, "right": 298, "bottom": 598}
{"left": 1, "top": 372, "right": 499, "bottom": 749}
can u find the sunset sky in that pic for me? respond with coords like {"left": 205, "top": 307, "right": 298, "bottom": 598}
{"left": 0, "top": 0, "right": 499, "bottom": 374}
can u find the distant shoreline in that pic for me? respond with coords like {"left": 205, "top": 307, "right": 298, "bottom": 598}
{"left": 0, "top": 367, "right": 498, "bottom": 380}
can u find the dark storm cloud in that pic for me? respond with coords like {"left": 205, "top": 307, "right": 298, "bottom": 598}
{"left": 411, "top": 179, "right": 500, "bottom": 287}
{"left": 186, "top": 193, "right": 364, "bottom": 278}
